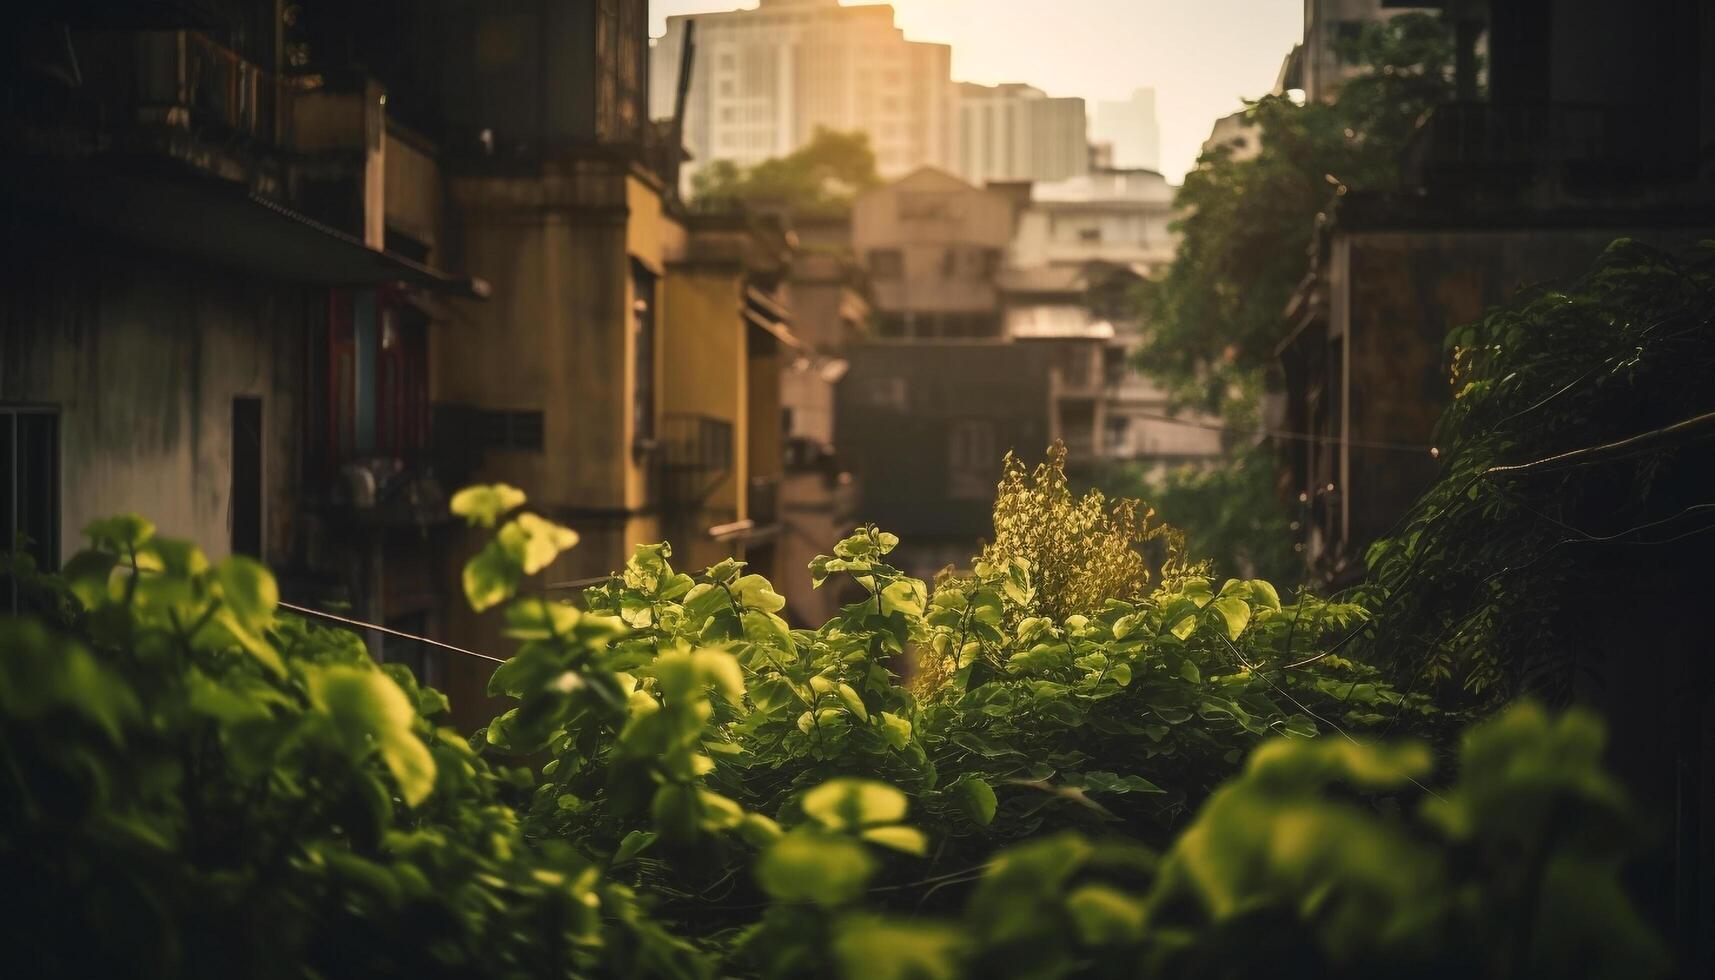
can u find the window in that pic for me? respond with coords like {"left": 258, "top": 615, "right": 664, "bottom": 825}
{"left": 631, "top": 260, "right": 658, "bottom": 447}
{"left": 1104, "top": 415, "right": 1132, "bottom": 455}
{"left": 948, "top": 420, "right": 996, "bottom": 500}
{"left": 1078, "top": 227, "right": 1102, "bottom": 243}
{"left": 315, "top": 290, "right": 431, "bottom": 480}
{"left": 898, "top": 193, "right": 950, "bottom": 222}
{"left": 863, "top": 377, "right": 908, "bottom": 411}
{"left": 231, "top": 397, "right": 263, "bottom": 558}
{"left": 2, "top": 407, "right": 59, "bottom": 611}
{"left": 479, "top": 410, "right": 545, "bottom": 452}
{"left": 868, "top": 248, "right": 904, "bottom": 278}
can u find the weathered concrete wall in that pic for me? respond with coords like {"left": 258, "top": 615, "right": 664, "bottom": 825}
{"left": 661, "top": 268, "right": 747, "bottom": 524}
{"left": 1, "top": 238, "right": 307, "bottom": 565}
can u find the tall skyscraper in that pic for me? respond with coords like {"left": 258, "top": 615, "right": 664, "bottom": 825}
{"left": 1093, "top": 88, "right": 1162, "bottom": 173}
{"left": 953, "top": 83, "right": 1089, "bottom": 185}
{"left": 650, "top": 0, "right": 952, "bottom": 187}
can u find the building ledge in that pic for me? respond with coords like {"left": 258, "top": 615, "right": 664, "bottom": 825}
{"left": 2, "top": 162, "right": 488, "bottom": 297}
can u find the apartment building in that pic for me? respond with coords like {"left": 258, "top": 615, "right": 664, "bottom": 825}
{"left": 1092, "top": 88, "right": 1161, "bottom": 173}
{"left": 953, "top": 82, "right": 1089, "bottom": 186}
{"left": 1, "top": 0, "right": 796, "bottom": 730}
{"left": 650, "top": 0, "right": 953, "bottom": 184}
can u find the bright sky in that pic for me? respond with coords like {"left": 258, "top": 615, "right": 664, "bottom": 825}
{"left": 649, "top": 1, "right": 1302, "bottom": 183}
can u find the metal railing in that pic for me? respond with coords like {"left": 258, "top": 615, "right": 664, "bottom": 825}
{"left": 79, "top": 29, "right": 286, "bottom": 144}
{"left": 659, "top": 413, "right": 734, "bottom": 506}
{"left": 1403, "top": 102, "right": 1623, "bottom": 180}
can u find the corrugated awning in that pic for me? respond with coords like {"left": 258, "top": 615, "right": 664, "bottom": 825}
{"left": 4, "top": 166, "right": 489, "bottom": 298}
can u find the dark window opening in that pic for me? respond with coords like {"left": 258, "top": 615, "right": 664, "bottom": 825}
{"left": 231, "top": 397, "right": 263, "bottom": 558}
{"left": 2, "top": 407, "right": 59, "bottom": 613}
{"left": 478, "top": 410, "right": 545, "bottom": 452}
{"left": 631, "top": 259, "right": 658, "bottom": 447}
{"left": 869, "top": 248, "right": 904, "bottom": 278}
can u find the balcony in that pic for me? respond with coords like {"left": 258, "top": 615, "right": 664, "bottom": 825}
{"left": 21, "top": 29, "right": 294, "bottom": 181}
{"left": 660, "top": 413, "right": 734, "bottom": 508}
{"left": 1402, "top": 102, "right": 1638, "bottom": 187}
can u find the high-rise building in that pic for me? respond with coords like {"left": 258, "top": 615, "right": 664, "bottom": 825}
{"left": 1093, "top": 88, "right": 1161, "bottom": 172}
{"left": 953, "top": 83, "right": 1089, "bottom": 186}
{"left": 650, "top": 0, "right": 952, "bottom": 186}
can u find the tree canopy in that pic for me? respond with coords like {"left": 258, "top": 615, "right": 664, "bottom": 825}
{"left": 689, "top": 127, "right": 882, "bottom": 219}
{"left": 1137, "top": 13, "right": 1458, "bottom": 418}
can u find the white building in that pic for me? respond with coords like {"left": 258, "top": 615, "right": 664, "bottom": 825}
{"left": 650, "top": 0, "right": 952, "bottom": 187}
{"left": 1092, "top": 88, "right": 1161, "bottom": 172}
{"left": 953, "top": 82, "right": 1089, "bottom": 186}
{"left": 1002, "top": 170, "right": 1223, "bottom": 470}
{"left": 1009, "top": 169, "right": 1177, "bottom": 272}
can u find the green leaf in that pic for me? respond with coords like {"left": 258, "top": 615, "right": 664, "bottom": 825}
{"left": 84, "top": 513, "right": 156, "bottom": 549}
{"left": 836, "top": 682, "right": 869, "bottom": 721}
{"left": 308, "top": 666, "right": 437, "bottom": 806}
{"left": 462, "top": 541, "right": 519, "bottom": 612}
{"left": 611, "top": 830, "right": 657, "bottom": 867}
{"left": 1169, "top": 613, "right": 1198, "bottom": 640}
{"left": 880, "top": 711, "right": 913, "bottom": 749}
{"left": 879, "top": 578, "right": 926, "bottom": 618}
{"left": 731, "top": 573, "right": 786, "bottom": 613}
{"left": 1248, "top": 579, "right": 1282, "bottom": 610}
{"left": 692, "top": 648, "right": 747, "bottom": 706}
{"left": 450, "top": 484, "right": 526, "bottom": 527}
{"left": 833, "top": 916, "right": 965, "bottom": 980}
{"left": 501, "top": 513, "right": 579, "bottom": 575}
{"left": 756, "top": 831, "right": 875, "bottom": 907}
{"left": 1209, "top": 596, "right": 1252, "bottom": 640}
{"left": 952, "top": 775, "right": 998, "bottom": 827}
{"left": 1066, "top": 884, "right": 1147, "bottom": 945}
{"left": 802, "top": 778, "right": 909, "bottom": 831}
{"left": 861, "top": 824, "right": 928, "bottom": 855}
{"left": 215, "top": 555, "right": 278, "bottom": 629}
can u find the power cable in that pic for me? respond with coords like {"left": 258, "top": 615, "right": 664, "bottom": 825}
{"left": 278, "top": 600, "right": 507, "bottom": 665}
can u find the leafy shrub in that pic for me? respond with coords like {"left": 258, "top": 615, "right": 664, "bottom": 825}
{"left": 1362, "top": 240, "right": 1715, "bottom": 701}
{"left": 0, "top": 463, "right": 1671, "bottom": 977}
{"left": 0, "top": 512, "right": 702, "bottom": 979}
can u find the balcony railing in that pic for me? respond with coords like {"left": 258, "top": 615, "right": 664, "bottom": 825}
{"left": 1403, "top": 102, "right": 1627, "bottom": 184}
{"left": 78, "top": 29, "right": 287, "bottom": 145}
{"left": 660, "top": 413, "right": 734, "bottom": 507}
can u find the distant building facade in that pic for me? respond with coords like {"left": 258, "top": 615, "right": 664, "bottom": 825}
{"left": 1092, "top": 88, "right": 1161, "bottom": 172}
{"left": 650, "top": 0, "right": 952, "bottom": 185}
{"left": 953, "top": 82, "right": 1089, "bottom": 186}
{"left": 2, "top": 0, "right": 799, "bottom": 731}
{"left": 1005, "top": 170, "right": 1221, "bottom": 476}
{"left": 1201, "top": 109, "right": 1263, "bottom": 164}
{"left": 1281, "top": 0, "right": 1441, "bottom": 104}
{"left": 851, "top": 167, "right": 1015, "bottom": 339}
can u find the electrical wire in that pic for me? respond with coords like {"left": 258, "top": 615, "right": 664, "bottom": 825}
{"left": 278, "top": 600, "right": 507, "bottom": 665}
{"left": 1121, "top": 409, "right": 1436, "bottom": 454}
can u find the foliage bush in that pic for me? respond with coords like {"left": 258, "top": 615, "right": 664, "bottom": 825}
{"left": 1361, "top": 240, "right": 1715, "bottom": 701}
{"left": 0, "top": 453, "right": 1672, "bottom": 977}
{"left": 1138, "top": 12, "right": 1457, "bottom": 419}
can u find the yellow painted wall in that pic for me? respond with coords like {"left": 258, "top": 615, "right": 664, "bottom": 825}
{"left": 661, "top": 268, "right": 748, "bottom": 524}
